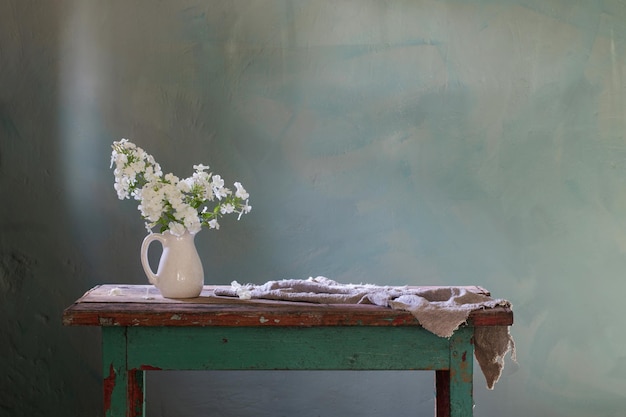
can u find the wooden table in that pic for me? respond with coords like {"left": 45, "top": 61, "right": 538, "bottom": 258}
{"left": 63, "top": 284, "right": 513, "bottom": 417}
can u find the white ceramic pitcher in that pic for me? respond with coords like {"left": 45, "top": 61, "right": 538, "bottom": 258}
{"left": 140, "top": 231, "right": 204, "bottom": 298}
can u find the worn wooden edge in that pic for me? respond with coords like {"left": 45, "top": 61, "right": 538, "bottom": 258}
{"left": 63, "top": 302, "right": 513, "bottom": 328}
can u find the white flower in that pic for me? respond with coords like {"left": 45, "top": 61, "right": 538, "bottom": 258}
{"left": 193, "top": 164, "right": 210, "bottom": 171}
{"left": 211, "top": 175, "right": 230, "bottom": 200}
{"left": 220, "top": 203, "right": 235, "bottom": 214}
{"left": 185, "top": 217, "right": 202, "bottom": 234}
{"left": 234, "top": 182, "right": 249, "bottom": 199}
{"left": 201, "top": 183, "right": 214, "bottom": 201}
{"left": 113, "top": 177, "right": 131, "bottom": 200}
{"left": 211, "top": 175, "right": 224, "bottom": 188}
{"left": 237, "top": 200, "right": 252, "bottom": 220}
{"left": 164, "top": 173, "right": 179, "bottom": 184}
{"left": 111, "top": 139, "right": 251, "bottom": 235}
{"left": 177, "top": 179, "right": 192, "bottom": 193}
{"left": 168, "top": 221, "right": 186, "bottom": 236}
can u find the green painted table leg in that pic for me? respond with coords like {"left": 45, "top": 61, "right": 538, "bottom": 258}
{"left": 102, "top": 327, "right": 145, "bottom": 417}
{"left": 102, "top": 327, "right": 128, "bottom": 417}
{"left": 449, "top": 326, "right": 474, "bottom": 417}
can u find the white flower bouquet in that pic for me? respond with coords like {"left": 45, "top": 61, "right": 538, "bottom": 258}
{"left": 110, "top": 139, "right": 251, "bottom": 236}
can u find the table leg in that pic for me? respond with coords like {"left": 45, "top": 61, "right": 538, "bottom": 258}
{"left": 103, "top": 327, "right": 146, "bottom": 417}
{"left": 435, "top": 370, "right": 450, "bottom": 417}
{"left": 128, "top": 369, "right": 145, "bottom": 417}
{"left": 103, "top": 327, "right": 127, "bottom": 417}
{"left": 449, "top": 327, "right": 474, "bottom": 417}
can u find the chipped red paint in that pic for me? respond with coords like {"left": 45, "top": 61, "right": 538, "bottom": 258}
{"left": 103, "top": 364, "right": 116, "bottom": 412}
{"left": 139, "top": 364, "right": 162, "bottom": 371}
{"left": 390, "top": 315, "right": 417, "bottom": 326}
{"left": 459, "top": 350, "right": 472, "bottom": 383}
{"left": 128, "top": 370, "right": 145, "bottom": 417}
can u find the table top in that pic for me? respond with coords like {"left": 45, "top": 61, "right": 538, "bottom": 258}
{"left": 63, "top": 284, "right": 513, "bottom": 328}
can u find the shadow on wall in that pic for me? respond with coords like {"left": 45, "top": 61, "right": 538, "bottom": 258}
{"left": 147, "top": 370, "right": 435, "bottom": 417}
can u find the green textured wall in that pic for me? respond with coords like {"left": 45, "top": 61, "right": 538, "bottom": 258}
{"left": 1, "top": 0, "right": 626, "bottom": 416}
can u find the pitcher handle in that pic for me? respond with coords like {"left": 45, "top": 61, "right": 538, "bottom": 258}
{"left": 141, "top": 233, "right": 165, "bottom": 286}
